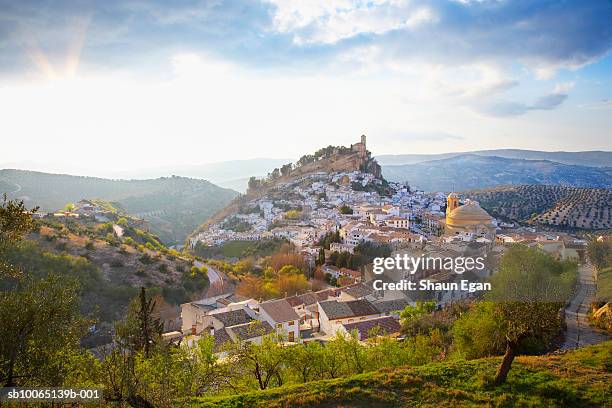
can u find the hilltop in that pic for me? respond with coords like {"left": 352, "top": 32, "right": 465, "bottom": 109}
{"left": 382, "top": 154, "right": 612, "bottom": 191}
{"left": 189, "top": 342, "right": 612, "bottom": 407}
{"left": 0, "top": 170, "right": 238, "bottom": 244}
{"left": 466, "top": 185, "right": 612, "bottom": 230}
{"left": 191, "top": 137, "right": 384, "bottom": 235}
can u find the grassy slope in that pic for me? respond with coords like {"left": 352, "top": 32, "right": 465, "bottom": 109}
{"left": 597, "top": 266, "right": 612, "bottom": 303}
{"left": 189, "top": 342, "right": 612, "bottom": 408}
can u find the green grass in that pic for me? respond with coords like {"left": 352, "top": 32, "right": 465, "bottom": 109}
{"left": 220, "top": 240, "right": 260, "bottom": 258}
{"left": 596, "top": 266, "right": 612, "bottom": 303}
{"left": 187, "top": 342, "right": 612, "bottom": 407}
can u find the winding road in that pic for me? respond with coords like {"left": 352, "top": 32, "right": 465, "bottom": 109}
{"left": 194, "top": 260, "right": 228, "bottom": 297}
{"left": 561, "top": 262, "right": 610, "bottom": 350}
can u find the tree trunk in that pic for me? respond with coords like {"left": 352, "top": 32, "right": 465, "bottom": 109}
{"left": 494, "top": 341, "right": 517, "bottom": 385}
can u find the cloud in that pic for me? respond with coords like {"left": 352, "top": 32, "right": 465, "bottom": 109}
{"left": 478, "top": 92, "right": 568, "bottom": 117}
{"left": 263, "top": 0, "right": 436, "bottom": 45}
{"left": 1, "top": 0, "right": 611, "bottom": 81}
{"left": 264, "top": 0, "right": 612, "bottom": 77}
{"left": 553, "top": 81, "right": 575, "bottom": 93}
{"left": 578, "top": 99, "right": 612, "bottom": 109}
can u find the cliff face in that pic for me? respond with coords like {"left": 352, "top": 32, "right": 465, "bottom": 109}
{"left": 289, "top": 150, "right": 382, "bottom": 180}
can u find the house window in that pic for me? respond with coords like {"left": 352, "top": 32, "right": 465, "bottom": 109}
{"left": 287, "top": 320, "right": 294, "bottom": 326}
{"left": 277, "top": 323, "right": 282, "bottom": 329}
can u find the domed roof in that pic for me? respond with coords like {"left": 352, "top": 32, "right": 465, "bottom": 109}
{"left": 447, "top": 201, "right": 493, "bottom": 224}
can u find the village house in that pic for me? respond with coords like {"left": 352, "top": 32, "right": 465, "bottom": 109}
{"left": 337, "top": 316, "right": 402, "bottom": 341}
{"left": 259, "top": 299, "right": 301, "bottom": 342}
{"left": 317, "top": 299, "right": 380, "bottom": 336}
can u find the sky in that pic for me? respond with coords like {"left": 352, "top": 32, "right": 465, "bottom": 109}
{"left": 1, "top": 0, "right": 611, "bottom": 174}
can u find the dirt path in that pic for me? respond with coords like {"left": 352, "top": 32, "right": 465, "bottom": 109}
{"left": 561, "top": 262, "right": 610, "bottom": 350}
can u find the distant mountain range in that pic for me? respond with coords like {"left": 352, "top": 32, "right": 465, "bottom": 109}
{"left": 5, "top": 149, "right": 609, "bottom": 194}
{"left": 0, "top": 158, "right": 291, "bottom": 194}
{"left": 377, "top": 149, "right": 612, "bottom": 167}
{"left": 0, "top": 169, "right": 239, "bottom": 244}
{"left": 381, "top": 154, "right": 612, "bottom": 191}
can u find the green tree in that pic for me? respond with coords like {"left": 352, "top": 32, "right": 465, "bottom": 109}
{"left": 225, "top": 332, "right": 287, "bottom": 390}
{"left": 453, "top": 302, "right": 507, "bottom": 359}
{"left": 1, "top": 197, "right": 88, "bottom": 388}
{"left": 400, "top": 301, "right": 436, "bottom": 327}
{"left": 338, "top": 204, "right": 354, "bottom": 215}
{"left": 0, "top": 274, "right": 87, "bottom": 386}
{"left": 247, "top": 176, "right": 261, "bottom": 192}
{"left": 0, "top": 195, "right": 38, "bottom": 277}
{"left": 587, "top": 240, "right": 611, "bottom": 270}
{"left": 280, "top": 163, "right": 292, "bottom": 177}
{"left": 459, "top": 245, "right": 576, "bottom": 385}
{"left": 286, "top": 342, "right": 322, "bottom": 383}
{"left": 316, "top": 248, "right": 326, "bottom": 266}
{"left": 115, "top": 287, "right": 163, "bottom": 358}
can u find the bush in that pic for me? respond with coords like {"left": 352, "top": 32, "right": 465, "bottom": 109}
{"left": 110, "top": 258, "right": 124, "bottom": 268}
{"left": 139, "top": 254, "right": 154, "bottom": 264}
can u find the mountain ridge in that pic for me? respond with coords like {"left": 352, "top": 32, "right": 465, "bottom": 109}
{"left": 0, "top": 169, "right": 239, "bottom": 244}
{"left": 377, "top": 148, "right": 612, "bottom": 167}
{"left": 382, "top": 154, "right": 612, "bottom": 191}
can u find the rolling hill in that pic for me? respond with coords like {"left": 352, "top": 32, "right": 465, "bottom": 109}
{"left": 377, "top": 149, "right": 612, "bottom": 167}
{"left": 382, "top": 155, "right": 612, "bottom": 191}
{"left": 189, "top": 342, "right": 612, "bottom": 407}
{"left": 0, "top": 170, "right": 239, "bottom": 244}
{"left": 466, "top": 185, "right": 612, "bottom": 230}
{"left": 0, "top": 205, "right": 210, "bottom": 346}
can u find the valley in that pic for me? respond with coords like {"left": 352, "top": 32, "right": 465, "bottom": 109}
{"left": 0, "top": 170, "right": 238, "bottom": 244}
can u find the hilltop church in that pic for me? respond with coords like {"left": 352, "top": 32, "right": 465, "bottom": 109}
{"left": 444, "top": 193, "right": 496, "bottom": 240}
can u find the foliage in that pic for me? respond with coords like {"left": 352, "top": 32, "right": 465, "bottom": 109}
{"left": 284, "top": 209, "right": 302, "bottom": 219}
{"left": 115, "top": 287, "right": 163, "bottom": 358}
{"left": 182, "top": 265, "right": 209, "bottom": 293}
{"left": 587, "top": 239, "right": 612, "bottom": 302}
{"left": 265, "top": 250, "right": 307, "bottom": 273}
{"left": 222, "top": 216, "right": 252, "bottom": 233}
{"left": 0, "top": 194, "right": 38, "bottom": 277}
{"left": 225, "top": 333, "right": 287, "bottom": 391}
{"left": 460, "top": 245, "right": 576, "bottom": 384}
{"left": 189, "top": 342, "right": 612, "bottom": 408}
{"left": 0, "top": 274, "right": 89, "bottom": 386}
{"left": 453, "top": 301, "right": 507, "bottom": 359}
{"left": 317, "top": 231, "right": 341, "bottom": 250}
{"left": 338, "top": 204, "right": 353, "bottom": 215}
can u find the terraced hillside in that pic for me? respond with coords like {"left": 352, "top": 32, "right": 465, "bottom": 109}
{"left": 466, "top": 185, "right": 612, "bottom": 230}
{"left": 382, "top": 154, "right": 612, "bottom": 191}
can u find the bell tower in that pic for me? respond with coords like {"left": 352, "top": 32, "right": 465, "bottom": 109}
{"left": 446, "top": 192, "right": 460, "bottom": 217}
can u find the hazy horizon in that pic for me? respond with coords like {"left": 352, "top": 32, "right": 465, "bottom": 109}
{"left": 2, "top": 147, "right": 611, "bottom": 183}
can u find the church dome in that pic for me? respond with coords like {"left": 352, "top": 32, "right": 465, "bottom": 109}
{"left": 446, "top": 201, "right": 493, "bottom": 227}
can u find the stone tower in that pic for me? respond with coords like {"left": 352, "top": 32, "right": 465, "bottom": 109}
{"left": 446, "top": 192, "right": 460, "bottom": 217}
{"left": 358, "top": 134, "right": 367, "bottom": 159}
